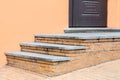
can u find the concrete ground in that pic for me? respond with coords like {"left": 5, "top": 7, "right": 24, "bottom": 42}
{"left": 0, "top": 59, "right": 120, "bottom": 80}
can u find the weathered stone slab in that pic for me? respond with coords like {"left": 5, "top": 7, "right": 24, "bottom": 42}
{"left": 64, "top": 28, "right": 120, "bottom": 33}
{"left": 6, "top": 51, "right": 70, "bottom": 62}
{"left": 35, "top": 32, "right": 120, "bottom": 40}
{"left": 20, "top": 42, "right": 86, "bottom": 50}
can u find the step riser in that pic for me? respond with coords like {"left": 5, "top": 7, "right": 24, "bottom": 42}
{"left": 6, "top": 55, "right": 69, "bottom": 76}
{"left": 21, "top": 41, "right": 120, "bottom": 57}
{"left": 6, "top": 50, "right": 120, "bottom": 76}
{"left": 35, "top": 37, "right": 120, "bottom": 46}
{"left": 21, "top": 46, "right": 85, "bottom": 57}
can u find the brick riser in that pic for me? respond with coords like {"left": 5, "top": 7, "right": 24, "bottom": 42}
{"left": 6, "top": 51, "right": 120, "bottom": 76}
{"left": 21, "top": 46, "right": 85, "bottom": 57}
{"left": 21, "top": 41, "right": 120, "bottom": 57}
{"left": 35, "top": 37, "right": 120, "bottom": 46}
{"left": 6, "top": 55, "right": 68, "bottom": 76}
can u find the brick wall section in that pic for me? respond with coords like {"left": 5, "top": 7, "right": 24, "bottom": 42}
{"left": 6, "top": 49, "right": 120, "bottom": 76}
{"left": 24, "top": 38, "right": 120, "bottom": 57}
{"left": 21, "top": 46, "right": 86, "bottom": 57}
{"left": 35, "top": 37, "right": 120, "bottom": 46}
{"left": 6, "top": 55, "right": 69, "bottom": 76}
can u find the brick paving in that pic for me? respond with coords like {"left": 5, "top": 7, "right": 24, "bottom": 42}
{"left": 0, "top": 59, "right": 120, "bottom": 80}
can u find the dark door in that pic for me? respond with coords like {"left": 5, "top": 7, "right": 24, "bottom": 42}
{"left": 69, "top": 0, "right": 107, "bottom": 28}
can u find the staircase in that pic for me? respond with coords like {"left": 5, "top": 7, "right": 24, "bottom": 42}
{"left": 5, "top": 28, "right": 120, "bottom": 76}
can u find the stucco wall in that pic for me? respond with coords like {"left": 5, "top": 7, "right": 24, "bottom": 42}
{"left": 0, "top": 0, "right": 120, "bottom": 66}
{"left": 108, "top": 0, "right": 120, "bottom": 27}
{"left": 0, "top": 0, "right": 68, "bottom": 66}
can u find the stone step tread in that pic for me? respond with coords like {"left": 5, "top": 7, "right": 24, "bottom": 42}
{"left": 20, "top": 42, "right": 86, "bottom": 50}
{"left": 35, "top": 32, "right": 120, "bottom": 40}
{"left": 64, "top": 28, "right": 120, "bottom": 33}
{"left": 6, "top": 51, "right": 70, "bottom": 62}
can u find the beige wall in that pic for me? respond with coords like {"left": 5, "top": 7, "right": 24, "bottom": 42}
{"left": 0, "top": 0, "right": 68, "bottom": 66}
{"left": 108, "top": 0, "right": 120, "bottom": 27}
{"left": 0, "top": 0, "right": 120, "bottom": 66}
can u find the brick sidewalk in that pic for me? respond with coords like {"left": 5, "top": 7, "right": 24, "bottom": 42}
{"left": 0, "top": 59, "right": 120, "bottom": 80}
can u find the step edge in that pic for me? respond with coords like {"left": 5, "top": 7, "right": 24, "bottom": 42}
{"left": 35, "top": 34, "right": 120, "bottom": 40}
{"left": 5, "top": 51, "right": 71, "bottom": 62}
{"left": 64, "top": 28, "right": 120, "bottom": 33}
{"left": 20, "top": 42, "right": 86, "bottom": 50}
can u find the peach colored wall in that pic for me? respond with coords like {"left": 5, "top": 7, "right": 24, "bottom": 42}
{"left": 0, "top": 0, "right": 68, "bottom": 66}
{"left": 108, "top": 0, "right": 120, "bottom": 27}
{"left": 118, "top": 0, "right": 120, "bottom": 27}
{"left": 0, "top": 0, "right": 120, "bottom": 66}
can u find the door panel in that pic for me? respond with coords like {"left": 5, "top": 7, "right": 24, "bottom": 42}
{"left": 69, "top": 0, "right": 107, "bottom": 27}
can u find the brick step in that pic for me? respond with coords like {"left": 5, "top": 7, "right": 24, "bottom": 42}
{"left": 20, "top": 42, "right": 86, "bottom": 56}
{"left": 5, "top": 29, "right": 120, "bottom": 76}
{"left": 6, "top": 50, "right": 120, "bottom": 76}
{"left": 64, "top": 28, "right": 120, "bottom": 33}
{"left": 35, "top": 32, "right": 120, "bottom": 46}
{"left": 6, "top": 51, "right": 70, "bottom": 76}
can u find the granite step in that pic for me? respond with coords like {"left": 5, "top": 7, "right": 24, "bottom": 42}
{"left": 64, "top": 28, "right": 120, "bottom": 33}
{"left": 20, "top": 42, "right": 86, "bottom": 56}
{"left": 20, "top": 42, "right": 86, "bottom": 50}
{"left": 6, "top": 51, "right": 70, "bottom": 62}
{"left": 6, "top": 51, "right": 70, "bottom": 76}
{"left": 35, "top": 32, "right": 120, "bottom": 46}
